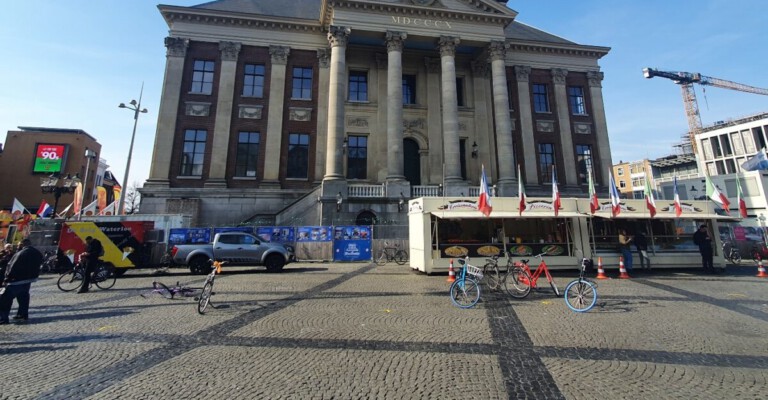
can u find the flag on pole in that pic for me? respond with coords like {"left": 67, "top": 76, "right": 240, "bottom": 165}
{"left": 57, "top": 202, "right": 73, "bottom": 218}
{"left": 588, "top": 169, "right": 599, "bottom": 214}
{"left": 736, "top": 175, "right": 747, "bottom": 218}
{"left": 740, "top": 149, "right": 768, "bottom": 171}
{"left": 673, "top": 176, "right": 682, "bottom": 218}
{"left": 518, "top": 164, "right": 526, "bottom": 216}
{"left": 36, "top": 200, "right": 53, "bottom": 218}
{"left": 73, "top": 182, "right": 83, "bottom": 216}
{"left": 644, "top": 175, "right": 656, "bottom": 218}
{"left": 705, "top": 175, "right": 730, "bottom": 214}
{"left": 477, "top": 165, "right": 492, "bottom": 217}
{"left": 12, "top": 198, "right": 28, "bottom": 220}
{"left": 81, "top": 200, "right": 98, "bottom": 216}
{"left": 97, "top": 186, "right": 107, "bottom": 213}
{"left": 551, "top": 166, "right": 560, "bottom": 217}
{"left": 99, "top": 201, "right": 117, "bottom": 216}
{"left": 608, "top": 169, "right": 621, "bottom": 217}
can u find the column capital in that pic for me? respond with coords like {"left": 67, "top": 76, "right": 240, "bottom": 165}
{"left": 219, "top": 41, "right": 241, "bottom": 62}
{"left": 470, "top": 59, "right": 488, "bottom": 77}
{"left": 385, "top": 31, "right": 407, "bottom": 52}
{"left": 587, "top": 71, "right": 604, "bottom": 87}
{"left": 425, "top": 57, "right": 441, "bottom": 73}
{"left": 488, "top": 40, "right": 508, "bottom": 62}
{"left": 551, "top": 68, "right": 568, "bottom": 85}
{"left": 317, "top": 48, "right": 330, "bottom": 68}
{"left": 269, "top": 45, "right": 291, "bottom": 65}
{"left": 438, "top": 36, "right": 460, "bottom": 57}
{"left": 164, "top": 37, "right": 189, "bottom": 58}
{"left": 513, "top": 65, "right": 531, "bottom": 82}
{"left": 328, "top": 25, "right": 351, "bottom": 48}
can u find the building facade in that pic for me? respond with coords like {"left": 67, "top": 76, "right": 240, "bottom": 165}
{"left": 140, "top": 0, "right": 613, "bottom": 227}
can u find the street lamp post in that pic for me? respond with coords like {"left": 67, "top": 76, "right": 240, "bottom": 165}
{"left": 77, "top": 149, "right": 97, "bottom": 220}
{"left": 40, "top": 173, "right": 80, "bottom": 218}
{"left": 758, "top": 213, "right": 767, "bottom": 247}
{"left": 118, "top": 83, "right": 149, "bottom": 215}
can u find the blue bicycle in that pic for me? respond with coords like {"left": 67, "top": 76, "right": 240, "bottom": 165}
{"left": 563, "top": 250, "right": 598, "bottom": 312}
{"left": 449, "top": 256, "right": 483, "bottom": 308}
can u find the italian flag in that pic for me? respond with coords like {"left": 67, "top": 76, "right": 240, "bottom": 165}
{"left": 588, "top": 169, "right": 599, "bottom": 214}
{"left": 518, "top": 164, "right": 527, "bottom": 216}
{"left": 736, "top": 175, "right": 747, "bottom": 218}
{"left": 705, "top": 175, "right": 730, "bottom": 214}
{"left": 644, "top": 175, "right": 656, "bottom": 218}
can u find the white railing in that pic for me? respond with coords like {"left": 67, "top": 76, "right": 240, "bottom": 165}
{"left": 348, "top": 184, "right": 384, "bottom": 197}
{"left": 412, "top": 185, "right": 441, "bottom": 197}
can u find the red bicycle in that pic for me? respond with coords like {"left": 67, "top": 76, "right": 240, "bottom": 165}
{"left": 504, "top": 253, "right": 560, "bottom": 299}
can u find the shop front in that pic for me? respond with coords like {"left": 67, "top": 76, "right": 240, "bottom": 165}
{"left": 408, "top": 197, "right": 734, "bottom": 274}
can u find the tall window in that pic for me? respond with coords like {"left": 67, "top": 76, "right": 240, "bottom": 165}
{"left": 402, "top": 75, "right": 416, "bottom": 105}
{"left": 235, "top": 132, "right": 260, "bottom": 177}
{"left": 576, "top": 145, "right": 593, "bottom": 184}
{"left": 348, "top": 71, "right": 368, "bottom": 102}
{"left": 346, "top": 135, "right": 368, "bottom": 179}
{"left": 538, "top": 143, "right": 555, "bottom": 183}
{"left": 191, "top": 60, "right": 215, "bottom": 94}
{"left": 181, "top": 129, "right": 207, "bottom": 176}
{"left": 287, "top": 133, "right": 309, "bottom": 179}
{"left": 243, "top": 64, "right": 265, "bottom": 97}
{"left": 568, "top": 86, "right": 587, "bottom": 115}
{"left": 456, "top": 77, "right": 465, "bottom": 107}
{"left": 533, "top": 83, "right": 550, "bottom": 113}
{"left": 291, "top": 67, "right": 313, "bottom": 99}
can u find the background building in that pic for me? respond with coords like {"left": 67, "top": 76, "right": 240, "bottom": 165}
{"left": 140, "top": 0, "right": 613, "bottom": 227}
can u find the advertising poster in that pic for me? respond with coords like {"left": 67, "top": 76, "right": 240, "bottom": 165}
{"left": 33, "top": 144, "right": 66, "bottom": 173}
{"left": 256, "top": 227, "right": 295, "bottom": 243}
{"left": 333, "top": 225, "right": 372, "bottom": 262}
{"left": 296, "top": 226, "right": 332, "bottom": 242}
{"left": 168, "top": 228, "right": 212, "bottom": 245}
{"left": 59, "top": 221, "right": 154, "bottom": 268}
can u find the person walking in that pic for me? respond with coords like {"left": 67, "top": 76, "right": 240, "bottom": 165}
{"left": 0, "top": 243, "right": 15, "bottom": 283}
{"left": 0, "top": 239, "right": 43, "bottom": 324}
{"left": 618, "top": 229, "right": 634, "bottom": 271}
{"left": 693, "top": 225, "right": 715, "bottom": 273}
{"left": 78, "top": 236, "right": 104, "bottom": 294}
{"left": 635, "top": 230, "right": 651, "bottom": 270}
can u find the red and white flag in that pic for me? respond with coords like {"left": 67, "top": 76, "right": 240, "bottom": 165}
{"left": 736, "top": 175, "right": 747, "bottom": 218}
{"left": 588, "top": 169, "right": 599, "bottom": 214}
{"left": 609, "top": 169, "right": 621, "bottom": 217}
{"left": 552, "top": 166, "right": 561, "bottom": 217}
{"left": 644, "top": 174, "right": 656, "bottom": 218}
{"left": 12, "top": 198, "right": 26, "bottom": 220}
{"left": 518, "top": 164, "right": 526, "bottom": 216}
{"left": 705, "top": 175, "right": 730, "bottom": 214}
{"left": 673, "top": 176, "right": 682, "bottom": 218}
{"left": 477, "top": 165, "right": 492, "bottom": 217}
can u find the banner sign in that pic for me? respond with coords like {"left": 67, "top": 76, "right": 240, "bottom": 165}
{"left": 213, "top": 226, "right": 254, "bottom": 236}
{"left": 256, "top": 227, "right": 295, "bottom": 243}
{"left": 33, "top": 144, "right": 66, "bottom": 173}
{"left": 168, "top": 228, "right": 212, "bottom": 245}
{"left": 296, "top": 226, "right": 332, "bottom": 242}
{"left": 333, "top": 225, "right": 372, "bottom": 261}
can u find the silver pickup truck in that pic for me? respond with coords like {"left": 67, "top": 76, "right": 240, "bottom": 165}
{"left": 171, "top": 232, "right": 295, "bottom": 274}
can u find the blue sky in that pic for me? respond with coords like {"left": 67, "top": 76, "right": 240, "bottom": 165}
{"left": 2, "top": 0, "right": 767, "bottom": 188}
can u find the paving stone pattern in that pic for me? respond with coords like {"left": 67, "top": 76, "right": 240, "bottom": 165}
{"left": 0, "top": 264, "right": 766, "bottom": 399}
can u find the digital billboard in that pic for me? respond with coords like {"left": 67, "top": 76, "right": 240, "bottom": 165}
{"left": 33, "top": 144, "right": 66, "bottom": 173}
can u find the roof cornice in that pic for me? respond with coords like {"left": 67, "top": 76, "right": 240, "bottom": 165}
{"left": 158, "top": 5, "right": 324, "bottom": 34}
{"left": 507, "top": 40, "right": 610, "bottom": 59}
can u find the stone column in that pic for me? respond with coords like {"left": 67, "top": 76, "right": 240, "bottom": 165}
{"left": 323, "top": 26, "right": 351, "bottom": 181}
{"left": 551, "top": 68, "right": 578, "bottom": 187}
{"left": 206, "top": 41, "right": 241, "bottom": 188}
{"left": 514, "top": 65, "right": 539, "bottom": 185}
{"left": 263, "top": 46, "right": 290, "bottom": 184}
{"left": 425, "top": 57, "right": 442, "bottom": 185}
{"left": 439, "top": 36, "right": 465, "bottom": 195}
{"left": 587, "top": 71, "right": 614, "bottom": 187}
{"left": 385, "top": 31, "right": 407, "bottom": 182}
{"left": 489, "top": 40, "right": 516, "bottom": 196}
{"left": 314, "top": 48, "right": 330, "bottom": 182}
{"left": 146, "top": 37, "right": 188, "bottom": 187}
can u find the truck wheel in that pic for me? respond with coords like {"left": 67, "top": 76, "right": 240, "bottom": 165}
{"left": 190, "top": 256, "right": 211, "bottom": 275}
{"left": 264, "top": 254, "right": 285, "bottom": 272}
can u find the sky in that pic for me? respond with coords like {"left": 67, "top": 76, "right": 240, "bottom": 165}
{"left": 2, "top": 0, "right": 768, "bottom": 188}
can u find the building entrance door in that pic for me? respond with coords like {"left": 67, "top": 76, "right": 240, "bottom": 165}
{"left": 404, "top": 138, "right": 420, "bottom": 185}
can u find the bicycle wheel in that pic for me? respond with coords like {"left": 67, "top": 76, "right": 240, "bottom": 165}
{"left": 564, "top": 279, "right": 597, "bottom": 312}
{"left": 153, "top": 282, "right": 174, "bottom": 299}
{"left": 483, "top": 264, "right": 502, "bottom": 291}
{"left": 394, "top": 250, "right": 408, "bottom": 265}
{"left": 57, "top": 270, "right": 83, "bottom": 292}
{"left": 449, "top": 278, "right": 480, "bottom": 308}
{"left": 504, "top": 267, "right": 531, "bottom": 299}
{"left": 549, "top": 278, "right": 560, "bottom": 297}
{"left": 375, "top": 250, "right": 388, "bottom": 266}
{"left": 94, "top": 266, "right": 116, "bottom": 290}
{"left": 197, "top": 281, "right": 214, "bottom": 314}
{"left": 731, "top": 251, "right": 741, "bottom": 265}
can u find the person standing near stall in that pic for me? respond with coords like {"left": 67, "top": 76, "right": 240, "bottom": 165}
{"left": 618, "top": 229, "right": 634, "bottom": 271}
{"left": 693, "top": 225, "right": 714, "bottom": 273}
{"left": 634, "top": 230, "right": 651, "bottom": 270}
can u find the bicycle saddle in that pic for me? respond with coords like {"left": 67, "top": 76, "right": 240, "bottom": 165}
{"left": 519, "top": 259, "right": 529, "bottom": 264}
{"left": 457, "top": 259, "right": 466, "bottom": 266}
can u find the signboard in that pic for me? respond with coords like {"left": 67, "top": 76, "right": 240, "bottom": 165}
{"left": 168, "top": 228, "right": 212, "bottom": 245}
{"left": 297, "top": 226, "right": 332, "bottom": 242}
{"left": 256, "top": 227, "right": 295, "bottom": 243}
{"left": 333, "top": 225, "right": 372, "bottom": 261}
{"left": 59, "top": 221, "right": 154, "bottom": 268}
{"left": 33, "top": 144, "right": 66, "bottom": 173}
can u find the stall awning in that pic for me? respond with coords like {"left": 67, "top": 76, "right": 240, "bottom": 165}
{"left": 592, "top": 211, "right": 739, "bottom": 221}
{"left": 430, "top": 211, "right": 586, "bottom": 219}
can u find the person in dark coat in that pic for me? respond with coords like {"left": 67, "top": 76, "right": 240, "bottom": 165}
{"left": 0, "top": 243, "right": 15, "bottom": 285}
{"left": 634, "top": 230, "right": 651, "bottom": 270}
{"left": 0, "top": 239, "right": 42, "bottom": 324}
{"left": 693, "top": 225, "right": 714, "bottom": 273}
{"left": 78, "top": 236, "right": 103, "bottom": 293}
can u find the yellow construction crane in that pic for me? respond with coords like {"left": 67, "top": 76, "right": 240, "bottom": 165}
{"left": 642, "top": 67, "right": 768, "bottom": 153}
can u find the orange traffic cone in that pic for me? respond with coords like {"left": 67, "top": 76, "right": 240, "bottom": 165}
{"left": 596, "top": 257, "right": 608, "bottom": 280}
{"left": 618, "top": 256, "right": 631, "bottom": 279}
{"left": 447, "top": 259, "right": 456, "bottom": 282}
{"left": 757, "top": 259, "right": 768, "bottom": 278}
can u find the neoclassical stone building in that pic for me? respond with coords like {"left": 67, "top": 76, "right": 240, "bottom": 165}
{"left": 140, "top": 0, "right": 612, "bottom": 227}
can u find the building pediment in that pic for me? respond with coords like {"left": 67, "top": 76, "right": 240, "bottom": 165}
{"left": 323, "top": 0, "right": 517, "bottom": 28}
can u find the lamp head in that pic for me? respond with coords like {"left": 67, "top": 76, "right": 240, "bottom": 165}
{"left": 140, "top": 108, "right": 148, "bottom": 113}
{"left": 130, "top": 99, "right": 137, "bottom": 106}
{"left": 119, "top": 103, "right": 126, "bottom": 108}
{"left": 471, "top": 141, "right": 479, "bottom": 158}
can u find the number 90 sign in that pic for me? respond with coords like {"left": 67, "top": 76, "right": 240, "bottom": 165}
{"left": 34, "top": 144, "right": 66, "bottom": 173}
